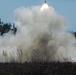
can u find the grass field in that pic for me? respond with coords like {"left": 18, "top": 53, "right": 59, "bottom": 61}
{"left": 0, "top": 62, "right": 76, "bottom": 75}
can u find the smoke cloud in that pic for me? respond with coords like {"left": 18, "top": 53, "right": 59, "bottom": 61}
{"left": 0, "top": 5, "right": 76, "bottom": 62}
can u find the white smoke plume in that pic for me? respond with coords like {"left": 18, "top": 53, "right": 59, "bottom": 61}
{"left": 0, "top": 5, "right": 76, "bottom": 63}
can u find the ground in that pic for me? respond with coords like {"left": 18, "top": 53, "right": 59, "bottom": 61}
{"left": 0, "top": 62, "right": 76, "bottom": 75}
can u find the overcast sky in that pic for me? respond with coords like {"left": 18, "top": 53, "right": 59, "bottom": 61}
{"left": 0, "top": 0, "right": 76, "bottom": 31}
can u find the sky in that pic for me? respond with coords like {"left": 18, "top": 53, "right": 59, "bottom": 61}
{"left": 0, "top": 0, "right": 76, "bottom": 31}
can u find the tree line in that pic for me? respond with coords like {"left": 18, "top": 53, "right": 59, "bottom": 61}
{"left": 0, "top": 18, "right": 76, "bottom": 38}
{"left": 0, "top": 18, "right": 17, "bottom": 35}
{"left": 74, "top": 32, "right": 76, "bottom": 38}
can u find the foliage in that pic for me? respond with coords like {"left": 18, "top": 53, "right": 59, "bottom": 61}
{"left": 74, "top": 32, "right": 76, "bottom": 38}
{"left": 0, "top": 18, "right": 17, "bottom": 35}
